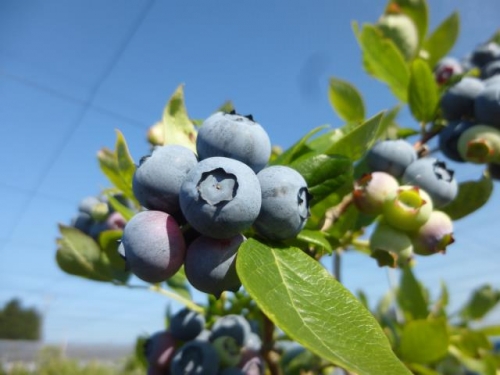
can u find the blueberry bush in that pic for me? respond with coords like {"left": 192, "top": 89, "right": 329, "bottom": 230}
{"left": 56, "top": 1, "right": 500, "bottom": 374}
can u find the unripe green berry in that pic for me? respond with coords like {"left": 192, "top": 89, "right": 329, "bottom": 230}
{"left": 457, "top": 124, "right": 500, "bottom": 164}
{"left": 411, "top": 211, "right": 454, "bottom": 256}
{"left": 353, "top": 172, "right": 399, "bottom": 215}
{"left": 90, "top": 202, "right": 109, "bottom": 221}
{"left": 377, "top": 14, "right": 418, "bottom": 60}
{"left": 370, "top": 221, "right": 413, "bottom": 266}
{"left": 382, "top": 186, "right": 433, "bottom": 231}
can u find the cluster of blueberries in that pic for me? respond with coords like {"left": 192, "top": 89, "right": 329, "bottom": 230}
{"left": 120, "top": 111, "right": 311, "bottom": 297}
{"left": 70, "top": 195, "right": 127, "bottom": 239}
{"left": 353, "top": 139, "right": 456, "bottom": 264}
{"left": 145, "top": 309, "right": 263, "bottom": 375}
{"left": 434, "top": 41, "right": 500, "bottom": 177}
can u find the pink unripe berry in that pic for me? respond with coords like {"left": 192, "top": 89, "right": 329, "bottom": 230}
{"left": 353, "top": 172, "right": 399, "bottom": 215}
{"left": 411, "top": 211, "right": 454, "bottom": 256}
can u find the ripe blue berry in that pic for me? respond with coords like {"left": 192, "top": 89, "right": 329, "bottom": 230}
{"left": 471, "top": 42, "right": 500, "bottom": 68}
{"left": 133, "top": 145, "right": 198, "bottom": 214}
{"left": 438, "top": 120, "right": 475, "bottom": 162}
{"left": 170, "top": 307, "right": 206, "bottom": 342}
{"left": 474, "top": 83, "right": 500, "bottom": 129}
{"left": 253, "top": 166, "right": 310, "bottom": 240}
{"left": 122, "top": 211, "right": 185, "bottom": 283}
{"left": 180, "top": 157, "right": 261, "bottom": 239}
{"left": 482, "top": 60, "right": 500, "bottom": 80}
{"left": 184, "top": 235, "right": 244, "bottom": 298}
{"left": 71, "top": 212, "right": 92, "bottom": 234}
{"left": 209, "top": 314, "right": 252, "bottom": 347}
{"left": 144, "top": 330, "right": 177, "bottom": 375}
{"left": 196, "top": 111, "right": 272, "bottom": 173}
{"left": 170, "top": 340, "right": 220, "bottom": 375}
{"left": 402, "top": 158, "right": 458, "bottom": 208}
{"left": 440, "top": 77, "right": 485, "bottom": 120}
{"left": 366, "top": 140, "right": 417, "bottom": 177}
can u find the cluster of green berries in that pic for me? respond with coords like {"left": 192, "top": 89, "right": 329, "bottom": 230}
{"left": 354, "top": 140, "right": 456, "bottom": 266}
{"left": 70, "top": 194, "right": 128, "bottom": 239}
{"left": 120, "top": 111, "right": 311, "bottom": 297}
{"left": 145, "top": 309, "right": 263, "bottom": 375}
{"left": 434, "top": 40, "right": 500, "bottom": 177}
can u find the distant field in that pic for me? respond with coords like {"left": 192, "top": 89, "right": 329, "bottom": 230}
{"left": 0, "top": 340, "right": 133, "bottom": 363}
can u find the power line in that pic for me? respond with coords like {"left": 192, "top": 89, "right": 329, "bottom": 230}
{"left": 0, "top": 0, "right": 156, "bottom": 254}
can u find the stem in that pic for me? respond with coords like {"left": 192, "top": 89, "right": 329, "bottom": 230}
{"left": 261, "top": 313, "right": 282, "bottom": 375}
{"left": 112, "top": 281, "right": 204, "bottom": 314}
{"left": 333, "top": 249, "right": 342, "bottom": 282}
{"left": 321, "top": 193, "right": 353, "bottom": 232}
{"left": 149, "top": 284, "right": 205, "bottom": 314}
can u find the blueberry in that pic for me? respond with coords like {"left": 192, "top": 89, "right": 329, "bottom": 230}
{"left": 402, "top": 158, "right": 458, "bottom": 208}
{"left": 71, "top": 212, "right": 92, "bottom": 234}
{"left": 122, "top": 211, "right": 185, "bottom": 283}
{"left": 471, "top": 42, "right": 500, "bottom": 68}
{"left": 482, "top": 59, "right": 500, "bottom": 79}
{"left": 488, "top": 162, "right": 500, "bottom": 180}
{"left": 244, "top": 332, "right": 262, "bottom": 352}
{"left": 484, "top": 75, "right": 500, "bottom": 87}
{"left": 457, "top": 124, "right": 500, "bottom": 164}
{"left": 179, "top": 157, "right": 261, "bottom": 239}
{"left": 253, "top": 166, "right": 310, "bottom": 240}
{"left": 440, "top": 77, "right": 485, "bottom": 120}
{"left": 144, "top": 330, "right": 177, "bottom": 374}
{"left": 212, "top": 336, "right": 242, "bottom": 367}
{"left": 438, "top": 120, "right": 475, "bottom": 162}
{"left": 209, "top": 315, "right": 252, "bottom": 347}
{"left": 434, "top": 57, "right": 463, "bottom": 84}
{"left": 366, "top": 140, "right": 417, "bottom": 177}
{"left": 474, "top": 83, "right": 500, "bottom": 128}
{"left": 411, "top": 211, "right": 454, "bottom": 256}
{"left": 170, "top": 307, "right": 206, "bottom": 342}
{"left": 196, "top": 112, "right": 271, "bottom": 173}
{"left": 353, "top": 172, "right": 399, "bottom": 215}
{"left": 382, "top": 185, "right": 433, "bottom": 231}
{"left": 184, "top": 234, "right": 244, "bottom": 298}
{"left": 170, "top": 340, "right": 220, "bottom": 375}
{"left": 78, "top": 196, "right": 100, "bottom": 215}
{"left": 370, "top": 220, "right": 413, "bottom": 263}
{"left": 133, "top": 145, "right": 198, "bottom": 214}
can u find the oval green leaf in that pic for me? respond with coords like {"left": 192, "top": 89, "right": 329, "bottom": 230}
{"left": 408, "top": 59, "right": 439, "bottom": 122}
{"left": 399, "top": 319, "right": 449, "bottom": 364}
{"left": 328, "top": 77, "right": 365, "bottom": 123}
{"left": 423, "top": 12, "right": 460, "bottom": 68}
{"left": 236, "top": 238, "right": 411, "bottom": 375}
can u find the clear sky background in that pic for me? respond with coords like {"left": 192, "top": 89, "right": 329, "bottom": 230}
{"left": 1, "top": 0, "right": 499, "bottom": 346}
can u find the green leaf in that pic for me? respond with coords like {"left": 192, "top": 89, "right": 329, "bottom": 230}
{"left": 291, "top": 229, "right": 333, "bottom": 254}
{"left": 406, "top": 363, "right": 440, "bottom": 375}
{"left": 459, "top": 285, "right": 500, "bottom": 321}
{"left": 489, "top": 28, "right": 500, "bottom": 44}
{"left": 399, "top": 319, "right": 449, "bottom": 364}
{"left": 104, "top": 190, "right": 136, "bottom": 221}
{"left": 376, "top": 105, "right": 402, "bottom": 140}
{"left": 328, "top": 77, "right": 365, "bottom": 123}
{"left": 161, "top": 84, "right": 197, "bottom": 153}
{"left": 165, "top": 267, "right": 191, "bottom": 300}
{"left": 453, "top": 351, "right": 498, "bottom": 375}
{"left": 237, "top": 239, "right": 411, "bottom": 375}
{"left": 271, "top": 125, "right": 329, "bottom": 166}
{"left": 452, "top": 330, "right": 492, "bottom": 358}
{"left": 389, "top": 0, "right": 429, "bottom": 49}
{"left": 56, "top": 225, "right": 113, "bottom": 282}
{"left": 216, "top": 100, "right": 235, "bottom": 114}
{"left": 353, "top": 22, "right": 410, "bottom": 102}
{"left": 115, "top": 130, "right": 136, "bottom": 190}
{"left": 98, "top": 229, "right": 129, "bottom": 283}
{"left": 408, "top": 59, "right": 439, "bottom": 122}
{"left": 290, "top": 153, "right": 353, "bottom": 203}
{"left": 476, "top": 325, "right": 500, "bottom": 337}
{"left": 441, "top": 172, "right": 494, "bottom": 220}
{"left": 97, "top": 148, "right": 129, "bottom": 195}
{"left": 325, "top": 112, "right": 385, "bottom": 161}
{"left": 397, "top": 267, "right": 429, "bottom": 320}
{"left": 422, "top": 12, "right": 460, "bottom": 68}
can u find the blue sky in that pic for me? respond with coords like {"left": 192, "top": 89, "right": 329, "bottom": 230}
{"left": 1, "top": 0, "right": 499, "bottom": 345}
